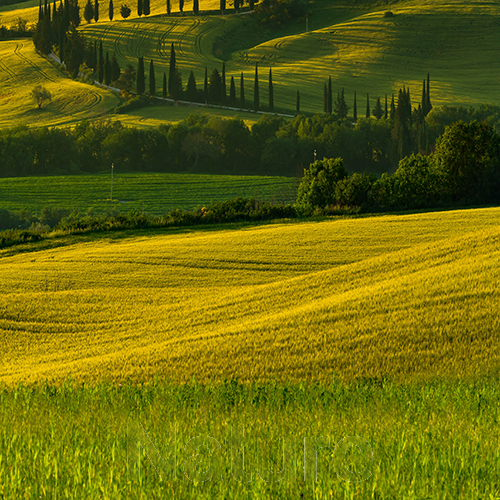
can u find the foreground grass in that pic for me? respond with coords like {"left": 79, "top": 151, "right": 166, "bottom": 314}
{"left": 1, "top": 206, "right": 499, "bottom": 386}
{"left": 0, "top": 171, "right": 299, "bottom": 216}
{"left": 1, "top": 378, "right": 499, "bottom": 499}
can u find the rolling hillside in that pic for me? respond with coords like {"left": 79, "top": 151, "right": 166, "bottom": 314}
{"left": 1, "top": 0, "right": 500, "bottom": 126}
{"left": 1, "top": 206, "right": 499, "bottom": 386}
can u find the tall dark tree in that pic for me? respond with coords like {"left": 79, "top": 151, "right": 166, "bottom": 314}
{"left": 373, "top": 97, "right": 383, "bottom": 119}
{"left": 353, "top": 91, "right": 357, "bottom": 122}
{"left": 193, "top": 0, "right": 198, "bottom": 14}
{"left": 187, "top": 69, "right": 197, "bottom": 101}
{"left": 204, "top": 66, "right": 208, "bottom": 102}
{"left": 143, "top": 0, "right": 150, "bottom": 15}
{"left": 69, "top": 0, "right": 81, "bottom": 27}
{"left": 58, "top": 21, "right": 65, "bottom": 62}
{"left": 104, "top": 51, "right": 111, "bottom": 85}
{"left": 83, "top": 0, "right": 94, "bottom": 22}
{"left": 253, "top": 62, "right": 259, "bottom": 112}
{"left": 327, "top": 76, "right": 332, "bottom": 115}
{"left": 249, "top": 0, "right": 254, "bottom": 9}
{"left": 39, "top": 0, "right": 43, "bottom": 22}
{"left": 64, "top": 26, "right": 85, "bottom": 78}
{"left": 221, "top": 61, "right": 226, "bottom": 105}
{"left": 392, "top": 86, "right": 413, "bottom": 160}
{"left": 421, "top": 79, "right": 427, "bottom": 116}
{"left": 323, "top": 84, "right": 327, "bottom": 113}
{"left": 108, "top": 0, "right": 113, "bottom": 19}
{"left": 390, "top": 93, "right": 395, "bottom": 120}
{"left": 334, "top": 87, "right": 348, "bottom": 119}
{"left": 162, "top": 72, "right": 167, "bottom": 98}
{"left": 384, "top": 94, "right": 388, "bottom": 120}
{"left": 92, "top": 40, "right": 97, "bottom": 70}
{"left": 179, "top": 0, "right": 183, "bottom": 12}
{"left": 120, "top": 3, "right": 131, "bottom": 17}
{"left": 111, "top": 52, "right": 120, "bottom": 81}
{"left": 166, "top": 0, "right": 171, "bottom": 14}
{"left": 94, "top": 0, "right": 99, "bottom": 21}
{"left": 149, "top": 59, "right": 156, "bottom": 95}
{"left": 268, "top": 68, "right": 274, "bottom": 112}
{"left": 137, "top": 0, "right": 142, "bottom": 15}
{"left": 234, "top": 0, "right": 239, "bottom": 11}
{"left": 98, "top": 41, "right": 104, "bottom": 83}
{"left": 365, "top": 93, "right": 370, "bottom": 118}
{"left": 220, "top": 0, "right": 225, "bottom": 13}
{"left": 296, "top": 89, "right": 300, "bottom": 115}
{"left": 240, "top": 71, "right": 244, "bottom": 109}
{"left": 137, "top": 56, "right": 145, "bottom": 94}
{"left": 229, "top": 75, "right": 236, "bottom": 106}
{"left": 426, "top": 73, "right": 432, "bottom": 114}
{"left": 170, "top": 68, "right": 182, "bottom": 99}
{"left": 208, "top": 68, "right": 221, "bottom": 103}
{"left": 168, "top": 43, "right": 176, "bottom": 96}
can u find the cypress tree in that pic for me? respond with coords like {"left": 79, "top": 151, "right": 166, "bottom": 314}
{"left": 163, "top": 72, "right": 167, "bottom": 98}
{"left": 208, "top": 68, "right": 221, "bottom": 103}
{"left": 373, "top": 97, "right": 383, "bottom": 119}
{"left": 137, "top": 56, "right": 145, "bottom": 94}
{"left": 221, "top": 61, "right": 226, "bottom": 105}
{"left": 104, "top": 51, "right": 111, "bottom": 85}
{"left": 204, "top": 66, "right": 208, "bottom": 102}
{"left": 193, "top": 0, "right": 198, "bottom": 14}
{"left": 296, "top": 89, "right": 300, "bottom": 115}
{"left": 179, "top": 0, "right": 183, "bottom": 12}
{"left": 138, "top": 0, "right": 142, "bottom": 16}
{"left": 94, "top": 0, "right": 98, "bottom": 21}
{"left": 111, "top": 52, "right": 120, "bottom": 81}
{"left": 249, "top": 0, "right": 254, "bottom": 9}
{"left": 168, "top": 43, "right": 176, "bottom": 96}
{"left": 240, "top": 71, "right": 244, "bottom": 109}
{"left": 384, "top": 94, "right": 388, "bottom": 119}
{"left": 390, "top": 93, "right": 395, "bottom": 120}
{"left": 144, "top": 0, "right": 150, "bottom": 15}
{"left": 229, "top": 76, "right": 236, "bottom": 106}
{"left": 220, "top": 0, "right": 225, "bottom": 13}
{"left": 323, "top": 84, "right": 327, "bottom": 113}
{"left": 253, "top": 62, "right": 259, "bottom": 112}
{"left": 426, "top": 73, "right": 432, "bottom": 114}
{"left": 166, "top": 0, "right": 171, "bottom": 14}
{"left": 327, "top": 76, "right": 332, "bottom": 114}
{"left": 234, "top": 0, "right": 239, "bottom": 11}
{"left": 366, "top": 93, "right": 370, "bottom": 118}
{"left": 353, "top": 91, "right": 357, "bottom": 122}
{"left": 83, "top": 0, "right": 94, "bottom": 22}
{"left": 98, "top": 41, "right": 104, "bottom": 83}
{"left": 268, "top": 68, "right": 273, "bottom": 112}
{"left": 149, "top": 59, "right": 155, "bottom": 95}
{"left": 187, "top": 70, "right": 197, "bottom": 101}
{"left": 109, "top": 0, "right": 113, "bottom": 19}
{"left": 421, "top": 79, "right": 427, "bottom": 116}
{"left": 39, "top": 0, "right": 43, "bottom": 22}
{"left": 334, "top": 87, "right": 348, "bottom": 119}
{"left": 93, "top": 41, "right": 97, "bottom": 71}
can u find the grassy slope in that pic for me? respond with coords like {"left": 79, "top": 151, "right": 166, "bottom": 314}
{"left": 0, "top": 172, "right": 299, "bottom": 214}
{"left": 2, "top": 0, "right": 500, "bottom": 126}
{"left": 1, "top": 206, "right": 499, "bottom": 386}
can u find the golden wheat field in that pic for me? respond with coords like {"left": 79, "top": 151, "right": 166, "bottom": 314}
{"left": 1, "top": 206, "right": 500, "bottom": 386}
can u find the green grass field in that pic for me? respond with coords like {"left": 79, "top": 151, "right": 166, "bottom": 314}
{"left": 2, "top": 0, "right": 500, "bottom": 127}
{"left": 0, "top": 171, "right": 299, "bottom": 215}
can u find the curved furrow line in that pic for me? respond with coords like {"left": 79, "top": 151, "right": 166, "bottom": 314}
{"left": 176, "top": 18, "right": 200, "bottom": 58}
{"left": 192, "top": 17, "right": 224, "bottom": 61}
{"left": 157, "top": 19, "right": 183, "bottom": 59}
{"left": 14, "top": 42, "right": 57, "bottom": 83}
{"left": 134, "top": 22, "right": 159, "bottom": 57}
{"left": 0, "top": 58, "right": 17, "bottom": 81}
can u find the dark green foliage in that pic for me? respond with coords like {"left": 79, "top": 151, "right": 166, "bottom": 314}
{"left": 166, "top": 0, "right": 170, "bottom": 14}
{"left": 137, "top": 0, "right": 142, "bottom": 15}
{"left": 98, "top": 41, "right": 103, "bottom": 83}
{"left": 434, "top": 120, "right": 500, "bottom": 204}
{"left": 390, "top": 94, "right": 395, "bottom": 120}
{"left": 116, "top": 63, "right": 135, "bottom": 91}
{"left": 83, "top": 0, "right": 94, "bottom": 21}
{"left": 94, "top": 0, "right": 98, "bottom": 21}
{"left": 179, "top": 0, "right": 183, "bottom": 12}
{"left": 168, "top": 43, "right": 176, "bottom": 96}
{"left": 162, "top": 72, "right": 167, "bottom": 98}
{"left": 426, "top": 72, "right": 432, "bottom": 114}
{"left": 104, "top": 51, "right": 111, "bottom": 85}
{"left": 327, "top": 76, "right": 332, "bottom": 115}
{"left": 334, "top": 88, "right": 348, "bottom": 119}
{"left": 221, "top": 61, "right": 226, "bottom": 105}
{"left": 186, "top": 70, "right": 197, "bottom": 102}
{"left": 208, "top": 68, "right": 221, "bottom": 103}
{"left": 365, "top": 93, "right": 370, "bottom": 118}
{"left": 136, "top": 56, "right": 145, "bottom": 94}
{"left": 255, "top": 0, "right": 307, "bottom": 28}
{"left": 193, "top": 0, "right": 198, "bottom": 14}
{"left": 372, "top": 97, "right": 383, "bottom": 120}
{"left": 204, "top": 66, "right": 208, "bottom": 102}
{"left": 108, "top": 0, "right": 113, "bottom": 19}
{"left": 334, "top": 171, "right": 377, "bottom": 210}
{"left": 111, "top": 52, "right": 120, "bottom": 82}
{"left": 149, "top": 59, "right": 155, "bottom": 95}
{"left": 253, "top": 62, "right": 259, "bottom": 112}
{"left": 323, "top": 84, "right": 327, "bottom": 114}
{"left": 296, "top": 157, "right": 348, "bottom": 209}
{"left": 234, "top": 0, "right": 239, "bottom": 10}
{"left": 143, "top": 0, "right": 150, "bottom": 15}
{"left": 120, "top": 3, "right": 130, "bottom": 16}
{"left": 392, "top": 86, "right": 413, "bottom": 160}
{"left": 229, "top": 76, "right": 236, "bottom": 107}
{"left": 268, "top": 68, "right": 273, "bottom": 112}
{"left": 64, "top": 27, "right": 85, "bottom": 78}
{"left": 384, "top": 95, "right": 388, "bottom": 120}
{"left": 220, "top": 0, "right": 225, "bottom": 13}
{"left": 33, "top": 15, "right": 52, "bottom": 53}
{"left": 240, "top": 72, "right": 244, "bottom": 109}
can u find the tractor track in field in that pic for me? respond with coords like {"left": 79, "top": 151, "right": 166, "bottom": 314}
{"left": 0, "top": 58, "right": 16, "bottom": 81}
{"left": 157, "top": 19, "right": 182, "bottom": 59}
{"left": 193, "top": 17, "right": 224, "bottom": 61}
{"left": 14, "top": 42, "right": 57, "bottom": 84}
{"left": 176, "top": 18, "right": 200, "bottom": 57}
